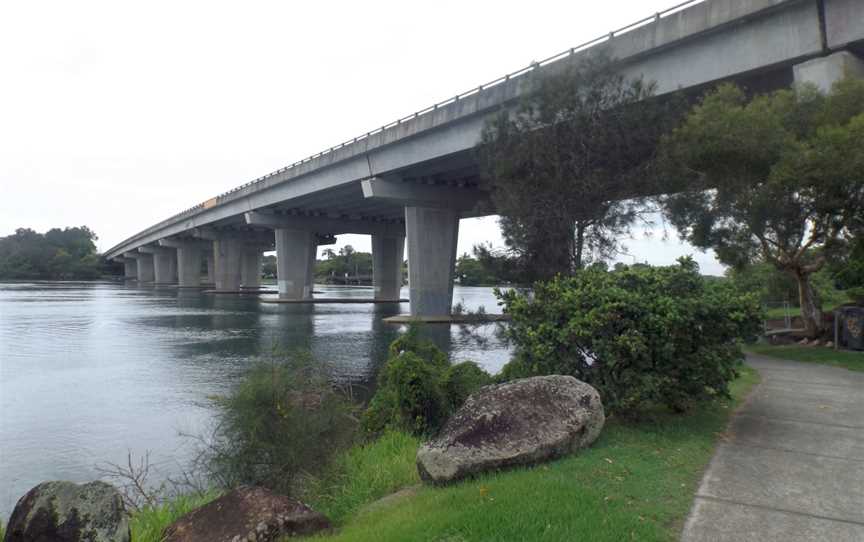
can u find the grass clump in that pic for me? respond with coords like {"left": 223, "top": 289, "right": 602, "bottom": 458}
{"left": 747, "top": 343, "right": 864, "bottom": 372}
{"left": 304, "top": 431, "right": 422, "bottom": 524}
{"left": 202, "top": 350, "right": 358, "bottom": 497}
{"left": 130, "top": 491, "right": 220, "bottom": 542}
{"left": 304, "top": 367, "right": 759, "bottom": 542}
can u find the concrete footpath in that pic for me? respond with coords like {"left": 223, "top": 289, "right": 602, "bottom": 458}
{"left": 681, "top": 354, "right": 864, "bottom": 542}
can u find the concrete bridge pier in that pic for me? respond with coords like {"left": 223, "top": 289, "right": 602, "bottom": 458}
{"left": 139, "top": 246, "right": 178, "bottom": 285}
{"left": 372, "top": 235, "right": 405, "bottom": 300}
{"left": 205, "top": 252, "right": 215, "bottom": 285}
{"left": 275, "top": 229, "right": 316, "bottom": 299}
{"left": 241, "top": 248, "right": 263, "bottom": 288}
{"left": 405, "top": 206, "right": 459, "bottom": 317}
{"left": 159, "top": 239, "right": 209, "bottom": 287}
{"left": 130, "top": 252, "right": 155, "bottom": 283}
{"left": 793, "top": 51, "right": 864, "bottom": 91}
{"left": 212, "top": 238, "right": 244, "bottom": 291}
{"left": 116, "top": 256, "right": 137, "bottom": 280}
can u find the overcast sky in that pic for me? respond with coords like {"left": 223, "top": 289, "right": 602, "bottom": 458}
{"left": 0, "top": 0, "right": 726, "bottom": 275}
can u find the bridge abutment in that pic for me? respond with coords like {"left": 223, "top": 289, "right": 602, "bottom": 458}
{"left": 405, "top": 206, "right": 459, "bottom": 317}
{"left": 275, "top": 229, "right": 316, "bottom": 299}
{"left": 372, "top": 235, "right": 405, "bottom": 300}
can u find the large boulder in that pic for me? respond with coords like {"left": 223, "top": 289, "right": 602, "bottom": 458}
{"left": 4, "top": 480, "right": 130, "bottom": 542}
{"left": 161, "top": 486, "right": 330, "bottom": 542}
{"left": 417, "top": 375, "right": 605, "bottom": 484}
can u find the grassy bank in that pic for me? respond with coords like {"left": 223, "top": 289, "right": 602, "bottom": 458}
{"left": 298, "top": 366, "right": 759, "bottom": 542}
{"left": 747, "top": 343, "right": 864, "bottom": 372}
{"left": 130, "top": 491, "right": 220, "bottom": 542}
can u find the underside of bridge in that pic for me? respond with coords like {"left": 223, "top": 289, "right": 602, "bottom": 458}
{"left": 106, "top": 0, "right": 864, "bottom": 317}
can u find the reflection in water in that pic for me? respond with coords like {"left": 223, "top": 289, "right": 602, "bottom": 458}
{"left": 0, "top": 281, "right": 509, "bottom": 518}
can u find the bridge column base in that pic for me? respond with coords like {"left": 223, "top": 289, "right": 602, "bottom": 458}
{"left": 275, "top": 229, "right": 316, "bottom": 299}
{"left": 794, "top": 51, "right": 864, "bottom": 92}
{"left": 140, "top": 246, "right": 178, "bottom": 285}
{"left": 177, "top": 246, "right": 203, "bottom": 287}
{"left": 205, "top": 252, "right": 215, "bottom": 285}
{"left": 213, "top": 239, "right": 243, "bottom": 291}
{"left": 406, "top": 206, "right": 459, "bottom": 317}
{"left": 372, "top": 235, "right": 405, "bottom": 300}
{"left": 241, "top": 249, "right": 263, "bottom": 288}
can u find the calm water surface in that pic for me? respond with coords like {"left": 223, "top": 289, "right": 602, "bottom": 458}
{"left": 0, "top": 281, "right": 509, "bottom": 517}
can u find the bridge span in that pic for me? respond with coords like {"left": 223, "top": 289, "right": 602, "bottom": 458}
{"left": 106, "top": 0, "right": 864, "bottom": 316}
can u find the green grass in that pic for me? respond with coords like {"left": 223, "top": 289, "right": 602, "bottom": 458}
{"left": 130, "top": 491, "right": 221, "bottom": 542}
{"left": 298, "top": 368, "right": 759, "bottom": 542}
{"left": 747, "top": 343, "right": 864, "bottom": 372}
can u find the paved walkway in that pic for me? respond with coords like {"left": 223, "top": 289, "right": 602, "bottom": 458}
{"left": 682, "top": 354, "right": 864, "bottom": 542}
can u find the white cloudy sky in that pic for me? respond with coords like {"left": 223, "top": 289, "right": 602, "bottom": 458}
{"left": 0, "top": 0, "right": 726, "bottom": 275}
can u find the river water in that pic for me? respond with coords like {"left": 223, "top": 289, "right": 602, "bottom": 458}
{"left": 0, "top": 281, "right": 510, "bottom": 518}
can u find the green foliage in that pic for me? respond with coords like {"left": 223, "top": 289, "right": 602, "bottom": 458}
{"left": 0, "top": 226, "right": 101, "bottom": 280}
{"left": 305, "top": 431, "right": 421, "bottom": 525}
{"left": 442, "top": 361, "right": 493, "bottom": 411}
{"left": 479, "top": 53, "right": 681, "bottom": 278}
{"left": 262, "top": 254, "right": 277, "bottom": 279}
{"left": 316, "top": 245, "right": 375, "bottom": 283}
{"left": 498, "top": 259, "right": 761, "bottom": 414}
{"left": 660, "top": 78, "right": 864, "bottom": 335}
{"left": 362, "top": 327, "right": 491, "bottom": 436}
{"left": 311, "top": 369, "right": 759, "bottom": 542}
{"left": 201, "top": 351, "right": 358, "bottom": 497}
{"left": 130, "top": 491, "right": 220, "bottom": 542}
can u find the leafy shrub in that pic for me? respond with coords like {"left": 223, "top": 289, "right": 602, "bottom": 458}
{"left": 442, "top": 361, "right": 493, "bottom": 410}
{"left": 498, "top": 258, "right": 761, "bottom": 414}
{"left": 200, "top": 351, "right": 358, "bottom": 496}
{"left": 363, "top": 327, "right": 492, "bottom": 436}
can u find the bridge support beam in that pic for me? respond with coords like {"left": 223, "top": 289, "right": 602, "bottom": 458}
{"left": 794, "top": 51, "right": 864, "bottom": 92}
{"left": 405, "top": 206, "right": 459, "bottom": 317}
{"left": 275, "top": 229, "right": 316, "bottom": 300}
{"left": 241, "top": 249, "right": 263, "bottom": 289}
{"left": 372, "top": 235, "right": 405, "bottom": 300}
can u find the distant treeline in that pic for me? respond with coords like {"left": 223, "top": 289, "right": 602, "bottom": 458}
{"left": 0, "top": 227, "right": 106, "bottom": 280}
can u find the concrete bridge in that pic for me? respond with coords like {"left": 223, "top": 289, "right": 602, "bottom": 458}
{"left": 105, "top": 0, "right": 864, "bottom": 316}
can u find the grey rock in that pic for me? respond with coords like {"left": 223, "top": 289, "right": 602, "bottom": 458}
{"left": 417, "top": 375, "right": 605, "bottom": 485}
{"left": 161, "top": 486, "right": 330, "bottom": 542}
{"left": 4, "top": 480, "right": 130, "bottom": 542}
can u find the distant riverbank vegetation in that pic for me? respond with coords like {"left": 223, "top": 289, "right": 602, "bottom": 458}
{"left": 0, "top": 226, "right": 115, "bottom": 280}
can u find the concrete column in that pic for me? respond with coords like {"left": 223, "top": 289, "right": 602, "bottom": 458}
{"left": 140, "top": 247, "right": 177, "bottom": 285}
{"left": 794, "top": 51, "right": 864, "bottom": 92}
{"left": 205, "top": 252, "right": 215, "bottom": 285}
{"left": 405, "top": 207, "right": 459, "bottom": 316}
{"left": 122, "top": 259, "right": 137, "bottom": 280}
{"left": 136, "top": 253, "right": 155, "bottom": 283}
{"left": 372, "top": 235, "right": 405, "bottom": 300}
{"left": 275, "top": 229, "right": 316, "bottom": 299}
{"left": 177, "top": 246, "right": 203, "bottom": 287}
{"left": 241, "top": 249, "right": 263, "bottom": 288}
{"left": 213, "top": 238, "right": 243, "bottom": 291}
{"left": 306, "top": 241, "right": 318, "bottom": 294}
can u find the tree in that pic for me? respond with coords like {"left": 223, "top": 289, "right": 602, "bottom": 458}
{"left": 660, "top": 79, "right": 864, "bottom": 336}
{"left": 478, "top": 53, "right": 679, "bottom": 279}
{"left": 0, "top": 226, "right": 101, "bottom": 280}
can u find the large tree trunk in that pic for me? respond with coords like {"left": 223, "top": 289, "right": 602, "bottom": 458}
{"left": 574, "top": 221, "right": 586, "bottom": 270}
{"left": 794, "top": 271, "right": 823, "bottom": 338}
